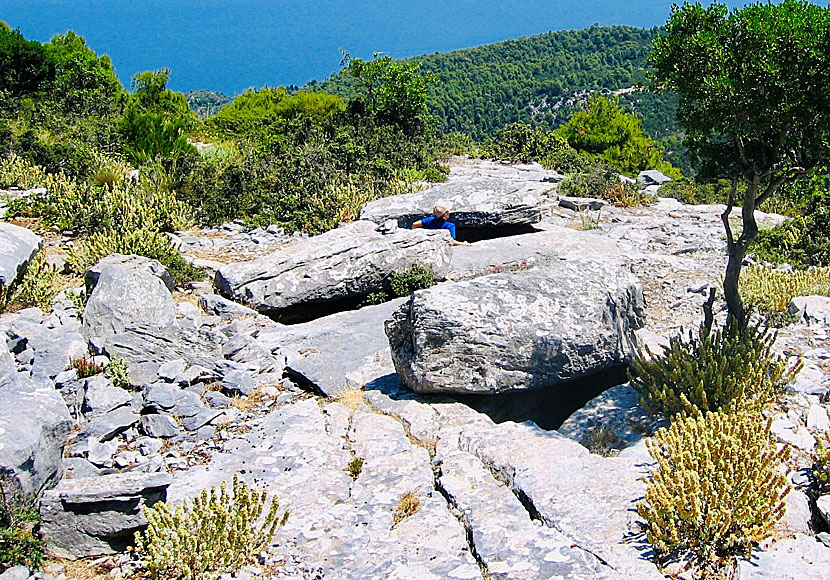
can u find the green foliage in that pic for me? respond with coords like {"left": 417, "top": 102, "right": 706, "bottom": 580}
{"left": 638, "top": 409, "right": 789, "bottom": 567}
{"left": 558, "top": 164, "right": 654, "bottom": 206}
{"left": 347, "top": 458, "right": 363, "bottom": 480}
{"left": 555, "top": 95, "right": 678, "bottom": 177}
{"left": 650, "top": 1, "right": 830, "bottom": 323}
{"left": 658, "top": 178, "right": 742, "bottom": 206}
{"left": 206, "top": 88, "right": 344, "bottom": 139}
{"left": 0, "top": 25, "right": 53, "bottom": 101}
{"left": 105, "top": 357, "right": 131, "bottom": 390}
{"left": 630, "top": 319, "right": 796, "bottom": 418}
{"left": 133, "top": 474, "right": 287, "bottom": 580}
{"left": 0, "top": 474, "right": 45, "bottom": 572}
{"left": 0, "top": 153, "right": 45, "bottom": 188}
{"left": 185, "top": 90, "right": 232, "bottom": 119}
{"left": 482, "top": 122, "right": 586, "bottom": 173}
{"left": 67, "top": 227, "right": 202, "bottom": 287}
{"left": 71, "top": 355, "right": 103, "bottom": 378}
{"left": 815, "top": 432, "right": 830, "bottom": 492}
{"left": 740, "top": 265, "right": 830, "bottom": 314}
{"left": 363, "top": 265, "right": 436, "bottom": 306}
{"left": 7, "top": 252, "right": 59, "bottom": 312}
{"left": 343, "top": 53, "right": 436, "bottom": 137}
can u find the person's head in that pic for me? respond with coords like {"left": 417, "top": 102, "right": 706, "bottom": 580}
{"left": 432, "top": 201, "right": 453, "bottom": 219}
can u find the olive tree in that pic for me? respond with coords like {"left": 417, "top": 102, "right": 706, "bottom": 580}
{"left": 650, "top": 1, "right": 830, "bottom": 326}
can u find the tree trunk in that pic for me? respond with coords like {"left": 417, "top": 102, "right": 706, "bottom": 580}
{"left": 722, "top": 176, "right": 761, "bottom": 328}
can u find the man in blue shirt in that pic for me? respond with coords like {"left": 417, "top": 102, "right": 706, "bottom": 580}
{"left": 412, "top": 202, "right": 470, "bottom": 246}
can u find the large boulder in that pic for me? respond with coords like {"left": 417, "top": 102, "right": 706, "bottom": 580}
{"left": 0, "top": 222, "right": 41, "bottom": 290}
{"left": 40, "top": 471, "right": 172, "bottom": 558}
{"left": 0, "top": 350, "right": 72, "bottom": 496}
{"left": 386, "top": 261, "right": 645, "bottom": 395}
{"left": 83, "top": 255, "right": 177, "bottom": 339}
{"left": 215, "top": 221, "right": 452, "bottom": 321}
{"left": 359, "top": 178, "right": 545, "bottom": 229}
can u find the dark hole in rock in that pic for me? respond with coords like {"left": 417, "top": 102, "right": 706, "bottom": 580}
{"left": 450, "top": 364, "right": 631, "bottom": 431}
{"left": 455, "top": 224, "right": 541, "bottom": 243}
{"left": 363, "top": 364, "right": 631, "bottom": 432}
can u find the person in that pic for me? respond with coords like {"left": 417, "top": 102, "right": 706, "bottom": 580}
{"left": 412, "top": 202, "right": 470, "bottom": 246}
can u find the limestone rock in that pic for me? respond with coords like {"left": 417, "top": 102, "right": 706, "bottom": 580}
{"left": 257, "top": 298, "right": 407, "bottom": 397}
{"left": 84, "top": 254, "right": 174, "bottom": 293}
{"left": 0, "top": 222, "right": 41, "bottom": 290}
{"left": 82, "top": 375, "right": 132, "bottom": 418}
{"left": 40, "top": 472, "right": 172, "bottom": 558}
{"left": 738, "top": 534, "right": 830, "bottom": 579}
{"left": 789, "top": 296, "right": 830, "bottom": 326}
{"left": 387, "top": 263, "right": 645, "bottom": 394}
{"left": 83, "top": 256, "right": 177, "bottom": 339}
{"left": 636, "top": 170, "right": 673, "bottom": 186}
{"left": 215, "top": 221, "right": 452, "bottom": 320}
{"left": 0, "top": 350, "right": 72, "bottom": 495}
{"left": 359, "top": 178, "right": 545, "bottom": 229}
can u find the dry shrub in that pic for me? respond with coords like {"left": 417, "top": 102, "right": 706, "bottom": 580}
{"left": 740, "top": 265, "right": 830, "bottom": 314}
{"left": 639, "top": 409, "right": 789, "bottom": 569}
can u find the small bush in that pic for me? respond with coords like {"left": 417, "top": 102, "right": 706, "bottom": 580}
{"left": 740, "top": 265, "right": 830, "bottom": 314}
{"left": 483, "top": 122, "right": 584, "bottom": 173}
{"left": 389, "top": 265, "right": 435, "bottom": 297}
{"left": 347, "top": 458, "right": 363, "bottom": 480}
{"left": 815, "top": 432, "right": 830, "bottom": 493}
{"left": 133, "top": 474, "right": 287, "bottom": 580}
{"left": 0, "top": 154, "right": 46, "bottom": 189}
{"left": 0, "top": 475, "right": 45, "bottom": 572}
{"left": 630, "top": 319, "right": 797, "bottom": 418}
{"left": 638, "top": 410, "right": 789, "bottom": 568}
{"left": 658, "top": 178, "right": 742, "bottom": 206}
{"left": 558, "top": 165, "right": 651, "bottom": 206}
{"left": 6, "top": 252, "right": 59, "bottom": 312}
{"left": 66, "top": 227, "right": 203, "bottom": 287}
{"left": 106, "top": 357, "right": 131, "bottom": 390}
{"left": 71, "top": 356, "right": 103, "bottom": 378}
{"left": 392, "top": 492, "right": 420, "bottom": 529}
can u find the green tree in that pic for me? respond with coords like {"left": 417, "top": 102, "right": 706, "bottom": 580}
{"left": 650, "top": 1, "right": 830, "bottom": 325}
{"left": 0, "top": 23, "right": 52, "bottom": 103}
{"left": 555, "top": 95, "right": 675, "bottom": 177}
{"left": 342, "top": 53, "right": 436, "bottom": 136}
{"left": 119, "top": 69, "right": 195, "bottom": 164}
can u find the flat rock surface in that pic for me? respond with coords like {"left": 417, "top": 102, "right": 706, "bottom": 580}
{"left": 215, "top": 221, "right": 452, "bottom": 320}
{"left": 360, "top": 178, "right": 546, "bottom": 229}
{"left": 256, "top": 299, "right": 406, "bottom": 397}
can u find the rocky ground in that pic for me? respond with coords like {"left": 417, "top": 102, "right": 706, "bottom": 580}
{"left": 1, "top": 158, "right": 829, "bottom": 580}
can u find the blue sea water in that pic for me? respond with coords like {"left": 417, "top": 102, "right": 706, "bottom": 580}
{"left": 0, "top": 1, "right": 793, "bottom": 95}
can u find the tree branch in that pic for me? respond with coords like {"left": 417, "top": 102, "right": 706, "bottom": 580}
{"left": 721, "top": 175, "right": 738, "bottom": 249}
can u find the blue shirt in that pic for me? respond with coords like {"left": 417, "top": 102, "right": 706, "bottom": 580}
{"left": 420, "top": 216, "right": 457, "bottom": 239}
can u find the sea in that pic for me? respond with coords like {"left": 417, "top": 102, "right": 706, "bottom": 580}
{"left": 0, "top": 1, "right": 788, "bottom": 95}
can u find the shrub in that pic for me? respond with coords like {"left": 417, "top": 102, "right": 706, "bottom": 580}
{"left": 658, "top": 178, "right": 742, "bottom": 206}
{"left": 391, "top": 492, "right": 420, "bottom": 529}
{"left": 71, "top": 356, "right": 103, "bottom": 378}
{"left": 630, "top": 319, "right": 797, "bottom": 418}
{"left": 815, "top": 432, "right": 830, "bottom": 493}
{"left": 66, "top": 227, "right": 203, "bottom": 287}
{"left": 558, "top": 165, "right": 652, "bottom": 206}
{"left": 0, "top": 154, "right": 46, "bottom": 189}
{"left": 638, "top": 410, "right": 789, "bottom": 568}
{"left": 133, "top": 474, "right": 287, "bottom": 580}
{"left": 106, "top": 357, "right": 131, "bottom": 390}
{"left": 739, "top": 265, "right": 830, "bottom": 315}
{"left": 0, "top": 475, "right": 45, "bottom": 572}
{"left": 6, "top": 252, "right": 59, "bottom": 312}
{"left": 389, "top": 265, "right": 435, "bottom": 297}
{"left": 483, "top": 122, "right": 585, "bottom": 173}
{"left": 347, "top": 458, "right": 363, "bottom": 480}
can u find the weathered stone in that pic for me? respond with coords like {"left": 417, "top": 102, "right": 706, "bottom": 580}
{"left": 204, "top": 390, "right": 232, "bottom": 408}
{"left": 256, "top": 298, "right": 407, "bottom": 397}
{"left": 82, "top": 375, "right": 132, "bottom": 418}
{"left": 103, "top": 323, "right": 224, "bottom": 385}
{"left": 87, "top": 440, "right": 119, "bottom": 468}
{"left": 83, "top": 256, "right": 177, "bottom": 339}
{"left": 215, "top": 221, "right": 452, "bottom": 321}
{"left": 789, "top": 295, "right": 830, "bottom": 326}
{"left": 360, "top": 178, "right": 545, "bottom": 228}
{"left": 0, "top": 351, "right": 72, "bottom": 495}
{"left": 636, "top": 170, "right": 673, "bottom": 186}
{"left": 199, "top": 294, "right": 263, "bottom": 320}
{"left": 77, "top": 406, "right": 139, "bottom": 444}
{"left": 0, "top": 222, "right": 42, "bottom": 290}
{"left": 737, "top": 533, "right": 830, "bottom": 579}
{"left": 40, "top": 472, "right": 172, "bottom": 558}
{"left": 221, "top": 369, "right": 256, "bottom": 396}
{"left": 139, "top": 414, "right": 179, "bottom": 438}
{"left": 558, "top": 196, "right": 605, "bottom": 211}
{"left": 0, "top": 566, "right": 30, "bottom": 580}
{"left": 387, "top": 263, "right": 645, "bottom": 394}
{"left": 85, "top": 254, "right": 174, "bottom": 293}
{"left": 157, "top": 359, "right": 187, "bottom": 382}
{"left": 222, "top": 335, "right": 283, "bottom": 374}
{"left": 818, "top": 495, "right": 830, "bottom": 528}
{"left": 181, "top": 409, "right": 222, "bottom": 432}
{"left": 63, "top": 457, "right": 102, "bottom": 479}
{"left": 142, "top": 382, "right": 180, "bottom": 411}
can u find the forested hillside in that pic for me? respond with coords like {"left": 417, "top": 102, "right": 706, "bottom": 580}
{"left": 315, "top": 25, "right": 680, "bottom": 143}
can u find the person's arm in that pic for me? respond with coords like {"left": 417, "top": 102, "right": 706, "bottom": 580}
{"left": 412, "top": 220, "right": 423, "bottom": 229}
{"left": 452, "top": 239, "right": 471, "bottom": 246}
